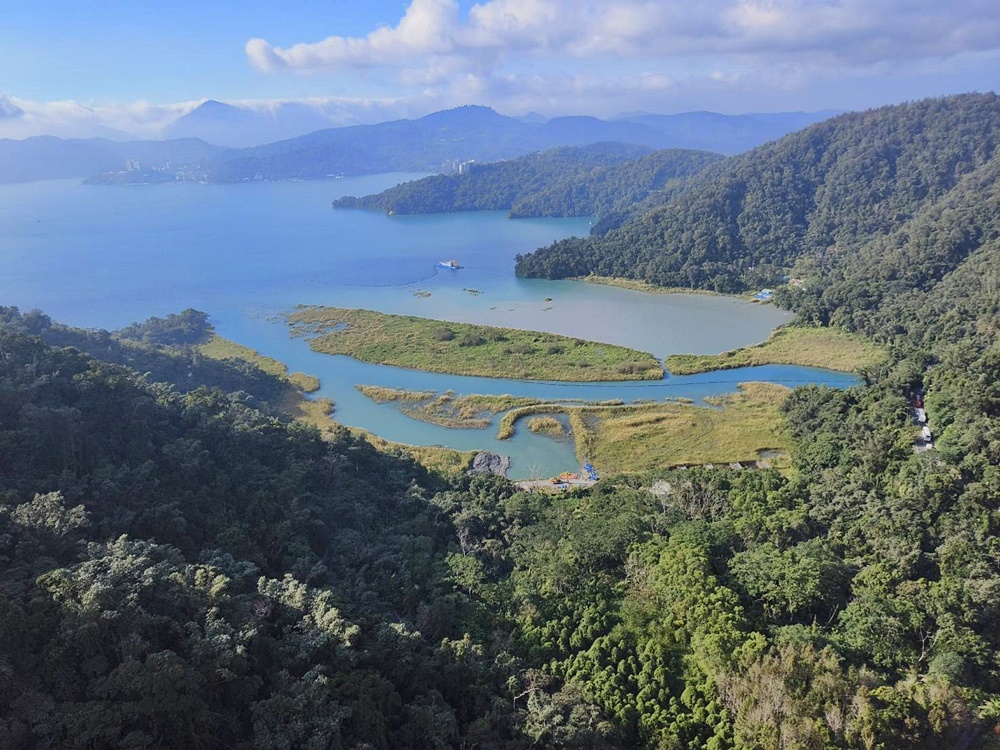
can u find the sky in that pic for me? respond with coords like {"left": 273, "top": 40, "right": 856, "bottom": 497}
{"left": 1, "top": 0, "right": 998, "bottom": 139}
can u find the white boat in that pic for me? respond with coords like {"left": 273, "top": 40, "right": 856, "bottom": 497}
{"left": 435, "top": 260, "right": 461, "bottom": 269}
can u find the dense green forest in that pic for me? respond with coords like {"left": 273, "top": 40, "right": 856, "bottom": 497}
{"left": 333, "top": 143, "right": 722, "bottom": 221}
{"left": 516, "top": 93, "right": 1000, "bottom": 293}
{"left": 4, "top": 93, "right": 1000, "bottom": 748}
{"left": 2, "top": 295, "right": 999, "bottom": 748}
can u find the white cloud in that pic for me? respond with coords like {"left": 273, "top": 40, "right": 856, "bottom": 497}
{"left": 244, "top": 0, "right": 1000, "bottom": 77}
{"left": 3, "top": 0, "right": 999, "bottom": 145}
{"left": 231, "top": 0, "right": 1000, "bottom": 126}
{"left": 0, "top": 94, "right": 25, "bottom": 120}
{"left": 0, "top": 96, "right": 203, "bottom": 140}
{"left": 247, "top": 0, "right": 460, "bottom": 72}
{"left": 0, "top": 93, "right": 441, "bottom": 141}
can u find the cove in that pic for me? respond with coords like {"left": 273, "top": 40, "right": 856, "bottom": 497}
{"left": 0, "top": 175, "right": 852, "bottom": 477}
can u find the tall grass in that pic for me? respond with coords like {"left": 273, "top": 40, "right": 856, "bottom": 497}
{"left": 528, "top": 416, "right": 563, "bottom": 435}
{"left": 589, "top": 383, "right": 793, "bottom": 471}
{"left": 495, "top": 383, "right": 792, "bottom": 472}
{"left": 664, "top": 325, "right": 885, "bottom": 375}
{"left": 497, "top": 404, "right": 567, "bottom": 439}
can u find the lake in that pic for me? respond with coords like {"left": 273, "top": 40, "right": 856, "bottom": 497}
{"left": 0, "top": 175, "right": 855, "bottom": 476}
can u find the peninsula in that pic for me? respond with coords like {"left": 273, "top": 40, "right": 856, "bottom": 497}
{"left": 287, "top": 306, "right": 664, "bottom": 382}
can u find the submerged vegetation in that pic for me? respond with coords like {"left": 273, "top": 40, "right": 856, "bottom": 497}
{"left": 288, "top": 305, "right": 664, "bottom": 381}
{"left": 665, "top": 325, "right": 886, "bottom": 374}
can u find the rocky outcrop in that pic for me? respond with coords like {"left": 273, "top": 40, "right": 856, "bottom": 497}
{"left": 468, "top": 452, "right": 511, "bottom": 477}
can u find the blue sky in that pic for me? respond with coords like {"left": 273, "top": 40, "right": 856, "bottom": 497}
{"left": 1, "top": 0, "right": 998, "bottom": 139}
{"left": 0, "top": 1, "right": 412, "bottom": 101}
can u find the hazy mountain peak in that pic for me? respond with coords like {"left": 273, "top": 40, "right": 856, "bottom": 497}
{"left": 195, "top": 99, "right": 233, "bottom": 110}
{"left": 176, "top": 99, "right": 251, "bottom": 124}
{"left": 518, "top": 111, "right": 546, "bottom": 124}
{"left": 164, "top": 99, "right": 333, "bottom": 148}
{"left": 417, "top": 105, "right": 509, "bottom": 126}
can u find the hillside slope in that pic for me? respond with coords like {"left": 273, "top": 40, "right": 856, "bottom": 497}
{"left": 4, "top": 289, "right": 1000, "bottom": 747}
{"left": 516, "top": 93, "right": 1000, "bottom": 293}
{"left": 333, "top": 143, "right": 723, "bottom": 219}
{"left": 5, "top": 95, "right": 1000, "bottom": 749}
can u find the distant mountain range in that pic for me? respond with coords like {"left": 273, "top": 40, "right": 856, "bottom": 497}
{"left": 0, "top": 104, "right": 837, "bottom": 184}
{"left": 614, "top": 110, "right": 840, "bottom": 154}
{"left": 167, "top": 100, "right": 838, "bottom": 153}
{"left": 203, "top": 105, "right": 835, "bottom": 183}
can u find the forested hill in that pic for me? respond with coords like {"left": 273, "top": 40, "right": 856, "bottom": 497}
{"left": 515, "top": 93, "right": 1000, "bottom": 294}
{"left": 4, "top": 269, "right": 1000, "bottom": 745}
{"left": 332, "top": 144, "right": 723, "bottom": 219}
{"left": 507, "top": 147, "right": 724, "bottom": 227}
{"left": 4, "top": 98, "right": 1000, "bottom": 746}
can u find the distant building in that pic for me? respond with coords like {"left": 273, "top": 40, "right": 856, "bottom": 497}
{"left": 126, "top": 158, "right": 141, "bottom": 172}
{"left": 754, "top": 288, "right": 774, "bottom": 301}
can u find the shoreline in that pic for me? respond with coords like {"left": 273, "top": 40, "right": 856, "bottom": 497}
{"left": 572, "top": 274, "right": 751, "bottom": 299}
{"left": 198, "top": 334, "right": 477, "bottom": 474}
{"left": 204, "top": 317, "right": 871, "bottom": 480}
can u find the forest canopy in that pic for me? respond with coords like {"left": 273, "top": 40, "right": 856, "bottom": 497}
{"left": 2, "top": 93, "right": 1000, "bottom": 749}
{"left": 515, "top": 93, "right": 1000, "bottom": 295}
{"left": 333, "top": 142, "right": 723, "bottom": 223}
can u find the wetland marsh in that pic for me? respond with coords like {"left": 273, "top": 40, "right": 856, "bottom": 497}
{"left": 0, "top": 175, "right": 857, "bottom": 476}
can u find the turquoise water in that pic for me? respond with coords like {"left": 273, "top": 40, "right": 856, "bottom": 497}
{"left": 0, "top": 176, "right": 855, "bottom": 477}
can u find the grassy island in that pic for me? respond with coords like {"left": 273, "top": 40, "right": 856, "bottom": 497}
{"left": 664, "top": 325, "right": 885, "bottom": 375}
{"left": 357, "top": 386, "right": 542, "bottom": 429}
{"left": 528, "top": 416, "right": 564, "bottom": 436}
{"left": 288, "top": 306, "right": 664, "bottom": 381}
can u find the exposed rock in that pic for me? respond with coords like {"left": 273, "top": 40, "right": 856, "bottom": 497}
{"left": 468, "top": 452, "right": 511, "bottom": 477}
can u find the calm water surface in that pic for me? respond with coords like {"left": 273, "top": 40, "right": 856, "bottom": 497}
{"left": 0, "top": 176, "right": 853, "bottom": 476}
